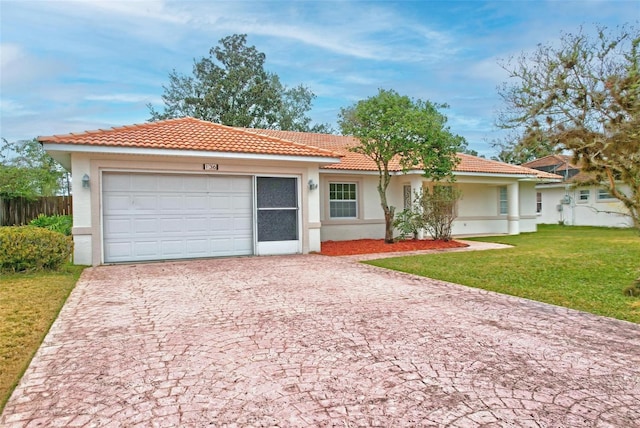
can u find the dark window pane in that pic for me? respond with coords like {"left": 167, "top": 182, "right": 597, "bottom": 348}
{"left": 258, "top": 209, "right": 298, "bottom": 241}
{"left": 330, "top": 201, "right": 356, "bottom": 218}
{"left": 257, "top": 177, "right": 297, "bottom": 208}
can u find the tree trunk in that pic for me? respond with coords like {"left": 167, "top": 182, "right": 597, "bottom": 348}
{"left": 383, "top": 205, "right": 395, "bottom": 244}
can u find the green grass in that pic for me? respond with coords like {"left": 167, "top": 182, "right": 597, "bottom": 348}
{"left": 367, "top": 225, "right": 640, "bottom": 323}
{"left": 0, "top": 265, "right": 84, "bottom": 411}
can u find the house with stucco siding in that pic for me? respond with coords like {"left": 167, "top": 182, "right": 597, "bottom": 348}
{"left": 523, "top": 155, "right": 633, "bottom": 228}
{"left": 39, "top": 117, "right": 561, "bottom": 266}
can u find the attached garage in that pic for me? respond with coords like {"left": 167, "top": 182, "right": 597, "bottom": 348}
{"left": 38, "top": 117, "right": 341, "bottom": 266}
{"left": 102, "top": 172, "right": 253, "bottom": 263}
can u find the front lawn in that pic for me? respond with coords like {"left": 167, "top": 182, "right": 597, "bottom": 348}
{"left": 367, "top": 225, "right": 640, "bottom": 323}
{"left": 0, "top": 265, "right": 84, "bottom": 411}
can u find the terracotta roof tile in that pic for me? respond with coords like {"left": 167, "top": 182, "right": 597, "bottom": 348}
{"left": 244, "top": 129, "right": 561, "bottom": 179}
{"left": 39, "top": 118, "right": 561, "bottom": 179}
{"left": 38, "top": 117, "right": 341, "bottom": 159}
{"left": 522, "top": 154, "right": 576, "bottom": 169}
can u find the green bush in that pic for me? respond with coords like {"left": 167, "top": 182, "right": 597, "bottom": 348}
{"left": 29, "top": 214, "right": 72, "bottom": 236}
{"left": 0, "top": 226, "right": 73, "bottom": 273}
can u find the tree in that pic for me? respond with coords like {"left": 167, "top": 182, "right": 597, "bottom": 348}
{"left": 497, "top": 25, "right": 640, "bottom": 228}
{"left": 416, "top": 185, "right": 462, "bottom": 241}
{"left": 148, "top": 34, "right": 332, "bottom": 132}
{"left": 0, "top": 138, "right": 68, "bottom": 200}
{"left": 339, "top": 89, "right": 466, "bottom": 243}
{"left": 394, "top": 185, "right": 462, "bottom": 241}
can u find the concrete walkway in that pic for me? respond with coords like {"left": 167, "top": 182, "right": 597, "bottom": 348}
{"left": 2, "top": 247, "right": 640, "bottom": 426}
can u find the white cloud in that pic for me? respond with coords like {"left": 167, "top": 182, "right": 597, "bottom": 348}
{"left": 70, "top": 0, "right": 190, "bottom": 24}
{"left": 0, "top": 43, "right": 67, "bottom": 88}
{"left": 466, "top": 57, "right": 511, "bottom": 86}
{"left": 182, "top": 1, "right": 457, "bottom": 63}
{"left": 85, "top": 93, "right": 163, "bottom": 104}
{"left": 0, "top": 98, "right": 35, "bottom": 117}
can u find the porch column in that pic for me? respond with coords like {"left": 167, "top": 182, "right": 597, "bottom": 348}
{"left": 410, "top": 177, "right": 425, "bottom": 239}
{"left": 507, "top": 182, "right": 520, "bottom": 235}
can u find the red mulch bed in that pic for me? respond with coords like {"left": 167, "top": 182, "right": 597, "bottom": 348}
{"left": 319, "top": 238, "right": 468, "bottom": 256}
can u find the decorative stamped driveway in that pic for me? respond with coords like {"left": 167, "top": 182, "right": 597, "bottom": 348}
{"left": 2, "top": 254, "right": 640, "bottom": 427}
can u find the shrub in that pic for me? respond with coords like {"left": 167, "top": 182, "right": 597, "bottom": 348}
{"left": 393, "top": 208, "right": 422, "bottom": 241}
{"left": 29, "top": 214, "right": 72, "bottom": 236}
{"left": 0, "top": 226, "right": 73, "bottom": 273}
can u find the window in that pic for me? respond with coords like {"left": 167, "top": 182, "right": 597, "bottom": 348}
{"left": 329, "top": 183, "right": 357, "bottom": 218}
{"left": 536, "top": 192, "right": 542, "bottom": 213}
{"left": 598, "top": 188, "right": 614, "bottom": 200}
{"left": 403, "top": 185, "right": 412, "bottom": 209}
{"left": 499, "top": 186, "right": 508, "bottom": 215}
{"left": 578, "top": 189, "right": 590, "bottom": 203}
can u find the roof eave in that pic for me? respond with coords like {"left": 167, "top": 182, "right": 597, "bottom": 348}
{"left": 453, "top": 171, "right": 541, "bottom": 179}
{"left": 41, "top": 143, "right": 341, "bottom": 164}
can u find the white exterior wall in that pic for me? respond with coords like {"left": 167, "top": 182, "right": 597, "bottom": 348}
{"left": 537, "top": 184, "right": 633, "bottom": 227}
{"left": 306, "top": 166, "right": 322, "bottom": 252}
{"left": 70, "top": 154, "right": 93, "bottom": 265}
{"left": 320, "top": 172, "right": 539, "bottom": 241}
{"left": 453, "top": 182, "right": 509, "bottom": 236}
{"left": 319, "top": 173, "right": 386, "bottom": 241}
{"left": 67, "top": 152, "right": 323, "bottom": 265}
{"left": 537, "top": 186, "right": 565, "bottom": 225}
{"left": 518, "top": 181, "right": 538, "bottom": 233}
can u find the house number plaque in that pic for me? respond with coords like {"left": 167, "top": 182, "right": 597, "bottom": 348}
{"left": 203, "top": 163, "right": 219, "bottom": 171}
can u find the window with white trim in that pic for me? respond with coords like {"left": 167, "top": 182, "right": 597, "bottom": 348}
{"left": 597, "top": 188, "right": 614, "bottom": 200}
{"left": 536, "top": 192, "right": 542, "bottom": 213}
{"left": 499, "top": 186, "right": 508, "bottom": 215}
{"left": 329, "top": 183, "right": 357, "bottom": 218}
{"left": 578, "top": 189, "right": 590, "bottom": 203}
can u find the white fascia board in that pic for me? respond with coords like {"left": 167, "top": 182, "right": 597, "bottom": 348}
{"left": 521, "top": 177, "right": 563, "bottom": 183}
{"left": 42, "top": 143, "right": 341, "bottom": 165}
{"left": 320, "top": 168, "right": 381, "bottom": 176}
{"left": 536, "top": 182, "right": 569, "bottom": 188}
{"left": 319, "top": 168, "right": 549, "bottom": 180}
{"left": 394, "top": 169, "right": 544, "bottom": 180}
{"left": 453, "top": 171, "right": 539, "bottom": 179}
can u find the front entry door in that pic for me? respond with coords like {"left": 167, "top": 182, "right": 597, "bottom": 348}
{"left": 255, "top": 177, "right": 301, "bottom": 255}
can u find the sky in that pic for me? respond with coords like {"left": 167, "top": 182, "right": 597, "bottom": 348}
{"left": 0, "top": 0, "right": 637, "bottom": 157}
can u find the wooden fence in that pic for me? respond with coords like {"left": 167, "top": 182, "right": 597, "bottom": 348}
{"left": 0, "top": 196, "right": 73, "bottom": 226}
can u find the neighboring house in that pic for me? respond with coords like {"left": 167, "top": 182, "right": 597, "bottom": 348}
{"left": 39, "top": 117, "right": 560, "bottom": 266}
{"left": 523, "top": 155, "right": 633, "bottom": 228}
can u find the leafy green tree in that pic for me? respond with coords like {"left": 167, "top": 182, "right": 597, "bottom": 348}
{"left": 0, "top": 138, "right": 67, "bottom": 200}
{"left": 339, "top": 89, "right": 466, "bottom": 243}
{"left": 148, "top": 34, "right": 332, "bottom": 132}
{"left": 497, "top": 25, "right": 640, "bottom": 228}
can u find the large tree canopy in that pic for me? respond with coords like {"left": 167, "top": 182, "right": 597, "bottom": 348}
{"left": 148, "top": 34, "right": 332, "bottom": 133}
{"left": 339, "top": 89, "right": 466, "bottom": 243}
{"left": 0, "top": 139, "right": 67, "bottom": 200}
{"left": 496, "top": 25, "right": 640, "bottom": 228}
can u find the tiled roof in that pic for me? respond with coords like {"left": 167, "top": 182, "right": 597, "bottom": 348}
{"left": 240, "top": 129, "right": 402, "bottom": 171}
{"left": 244, "top": 128, "right": 561, "bottom": 179}
{"left": 523, "top": 154, "right": 576, "bottom": 169}
{"left": 523, "top": 155, "right": 588, "bottom": 182}
{"left": 38, "top": 117, "right": 341, "bottom": 159}
{"left": 567, "top": 171, "right": 596, "bottom": 183}
{"left": 455, "top": 153, "right": 560, "bottom": 178}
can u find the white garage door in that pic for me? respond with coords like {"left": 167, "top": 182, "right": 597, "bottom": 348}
{"left": 102, "top": 173, "right": 253, "bottom": 263}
